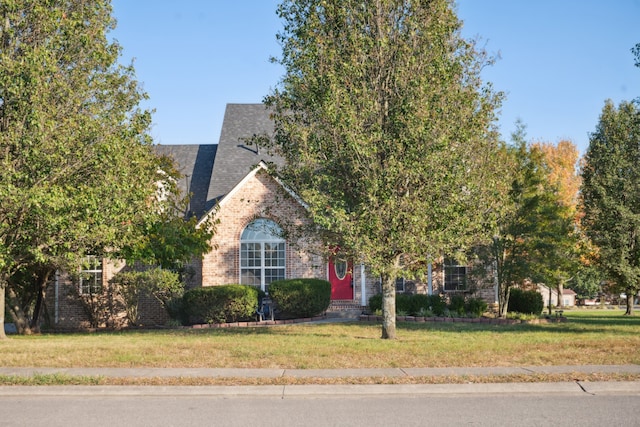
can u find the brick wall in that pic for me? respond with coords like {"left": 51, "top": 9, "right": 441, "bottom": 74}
{"left": 363, "top": 261, "right": 498, "bottom": 308}
{"left": 199, "top": 169, "right": 326, "bottom": 287}
{"left": 44, "top": 259, "right": 127, "bottom": 330}
{"left": 44, "top": 259, "right": 168, "bottom": 330}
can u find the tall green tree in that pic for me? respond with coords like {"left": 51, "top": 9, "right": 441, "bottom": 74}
{"left": 480, "top": 123, "right": 580, "bottom": 316}
{"left": 6, "top": 158, "right": 216, "bottom": 334}
{"left": 0, "top": 0, "right": 160, "bottom": 337}
{"left": 530, "top": 141, "right": 581, "bottom": 310}
{"left": 581, "top": 100, "right": 640, "bottom": 315}
{"left": 483, "top": 123, "right": 542, "bottom": 317}
{"left": 118, "top": 155, "right": 217, "bottom": 272}
{"left": 265, "top": 0, "right": 507, "bottom": 338}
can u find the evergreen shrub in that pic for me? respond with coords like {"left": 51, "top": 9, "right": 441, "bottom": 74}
{"left": 183, "top": 285, "right": 259, "bottom": 324}
{"left": 465, "top": 297, "right": 488, "bottom": 317}
{"left": 268, "top": 278, "right": 331, "bottom": 318}
{"left": 508, "top": 288, "right": 544, "bottom": 315}
{"left": 369, "top": 294, "right": 462, "bottom": 316}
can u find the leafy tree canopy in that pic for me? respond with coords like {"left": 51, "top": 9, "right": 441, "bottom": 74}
{"left": 581, "top": 100, "right": 640, "bottom": 315}
{"left": 264, "top": 0, "right": 508, "bottom": 338}
{"left": 0, "top": 0, "right": 211, "bottom": 336}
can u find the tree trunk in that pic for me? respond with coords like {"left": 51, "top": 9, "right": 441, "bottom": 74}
{"left": 625, "top": 290, "right": 634, "bottom": 316}
{"left": 557, "top": 281, "right": 564, "bottom": 308}
{"left": 0, "top": 284, "right": 7, "bottom": 340}
{"left": 29, "top": 269, "right": 52, "bottom": 332}
{"left": 498, "top": 285, "right": 510, "bottom": 318}
{"left": 6, "top": 286, "right": 32, "bottom": 335}
{"left": 380, "top": 273, "right": 396, "bottom": 339}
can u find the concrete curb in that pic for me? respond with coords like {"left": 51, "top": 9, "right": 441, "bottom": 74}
{"left": 0, "top": 381, "right": 639, "bottom": 397}
{"left": 1, "top": 365, "right": 639, "bottom": 379}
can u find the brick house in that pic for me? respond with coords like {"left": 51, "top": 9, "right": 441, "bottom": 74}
{"left": 161, "top": 104, "right": 497, "bottom": 308}
{"left": 47, "top": 103, "right": 498, "bottom": 329}
{"left": 156, "top": 104, "right": 380, "bottom": 307}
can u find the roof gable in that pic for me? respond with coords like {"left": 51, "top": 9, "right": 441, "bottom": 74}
{"left": 206, "top": 104, "right": 283, "bottom": 211}
{"left": 197, "top": 161, "right": 307, "bottom": 228}
{"left": 155, "top": 104, "right": 288, "bottom": 221}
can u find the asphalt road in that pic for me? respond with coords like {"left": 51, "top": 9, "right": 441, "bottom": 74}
{"left": 1, "top": 383, "right": 639, "bottom": 427}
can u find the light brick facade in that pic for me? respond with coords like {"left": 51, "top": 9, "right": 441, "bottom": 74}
{"left": 197, "top": 167, "right": 326, "bottom": 288}
{"left": 45, "top": 259, "right": 169, "bottom": 330}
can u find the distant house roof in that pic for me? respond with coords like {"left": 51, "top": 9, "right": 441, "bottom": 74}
{"left": 155, "top": 104, "right": 282, "bottom": 218}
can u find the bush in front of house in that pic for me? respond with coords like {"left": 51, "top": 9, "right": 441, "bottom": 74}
{"left": 268, "top": 278, "right": 331, "bottom": 318}
{"left": 368, "top": 293, "right": 383, "bottom": 313}
{"left": 465, "top": 297, "right": 488, "bottom": 317}
{"left": 182, "top": 285, "right": 259, "bottom": 324}
{"left": 396, "top": 293, "right": 413, "bottom": 315}
{"left": 369, "top": 293, "right": 442, "bottom": 315}
{"left": 368, "top": 293, "right": 484, "bottom": 317}
{"left": 448, "top": 294, "right": 466, "bottom": 316}
{"left": 508, "top": 288, "right": 544, "bottom": 315}
{"left": 110, "top": 267, "right": 183, "bottom": 325}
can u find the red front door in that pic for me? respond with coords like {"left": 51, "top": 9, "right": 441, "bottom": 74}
{"left": 328, "top": 256, "right": 353, "bottom": 300}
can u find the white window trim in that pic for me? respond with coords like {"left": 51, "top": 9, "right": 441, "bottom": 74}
{"left": 239, "top": 219, "right": 286, "bottom": 292}
{"left": 79, "top": 256, "right": 103, "bottom": 295}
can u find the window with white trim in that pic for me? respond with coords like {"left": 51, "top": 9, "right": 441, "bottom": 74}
{"left": 79, "top": 256, "right": 103, "bottom": 294}
{"left": 443, "top": 258, "right": 467, "bottom": 292}
{"left": 240, "top": 219, "right": 285, "bottom": 292}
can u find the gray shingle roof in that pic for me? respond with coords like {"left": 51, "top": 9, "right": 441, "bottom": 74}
{"left": 154, "top": 104, "right": 282, "bottom": 219}
{"left": 208, "top": 103, "right": 282, "bottom": 208}
{"left": 154, "top": 144, "right": 217, "bottom": 218}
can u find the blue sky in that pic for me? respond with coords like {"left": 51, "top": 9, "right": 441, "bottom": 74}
{"left": 110, "top": 1, "right": 640, "bottom": 154}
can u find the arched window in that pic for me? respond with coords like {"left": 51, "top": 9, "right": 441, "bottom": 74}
{"left": 240, "top": 218, "right": 285, "bottom": 292}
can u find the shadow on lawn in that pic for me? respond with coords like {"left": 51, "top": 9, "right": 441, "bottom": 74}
{"left": 97, "top": 311, "right": 638, "bottom": 338}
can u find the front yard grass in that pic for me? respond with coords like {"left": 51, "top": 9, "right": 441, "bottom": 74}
{"left": 1, "top": 309, "right": 638, "bottom": 370}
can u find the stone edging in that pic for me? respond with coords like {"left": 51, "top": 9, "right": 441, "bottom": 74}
{"left": 190, "top": 315, "right": 327, "bottom": 329}
{"left": 188, "top": 314, "right": 566, "bottom": 329}
{"left": 359, "top": 315, "right": 567, "bottom": 324}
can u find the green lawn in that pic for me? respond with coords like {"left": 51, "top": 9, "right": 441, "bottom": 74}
{"left": 1, "top": 309, "right": 639, "bottom": 369}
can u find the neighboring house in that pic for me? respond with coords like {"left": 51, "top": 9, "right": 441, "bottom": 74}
{"left": 47, "top": 103, "right": 499, "bottom": 329}
{"left": 536, "top": 284, "right": 576, "bottom": 308}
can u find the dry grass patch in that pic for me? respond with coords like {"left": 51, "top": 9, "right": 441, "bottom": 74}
{"left": 0, "top": 309, "right": 639, "bottom": 369}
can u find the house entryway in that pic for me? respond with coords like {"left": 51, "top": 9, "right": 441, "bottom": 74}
{"left": 328, "top": 256, "right": 353, "bottom": 300}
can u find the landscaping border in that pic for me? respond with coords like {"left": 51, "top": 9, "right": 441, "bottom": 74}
{"left": 185, "top": 314, "right": 567, "bottom": 329}
{"left": 358, "top": 315, "right": 567, "bottom": 324}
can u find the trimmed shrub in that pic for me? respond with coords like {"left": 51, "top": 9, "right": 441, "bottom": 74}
{"left": 268, "top": 279, "right": 331, "bottom": 318}
{"left": 465, "top": 297, "right": 488, "bottom": 317}
{"left": 183, "top": 285, "right": 259, "bottom": 324}
{"left": 448, "top": 294, "right": 466, "bottom": 316}
{"left": 395, "top": 293, "right": 413, "bottom": 315}
{"left": 368, "top": 293, "right": 448, "bottom": 316}
{"left": 508, "top": 288, "right": 544, "bottom": 315}
{"left": 368, "top": 294, "right": 383, "bottom": 313}
{"left": 426, "top": 294, "right": 447, "bottom": 316}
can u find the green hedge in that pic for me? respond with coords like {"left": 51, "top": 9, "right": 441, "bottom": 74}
{"left": 508, "top": 288, "right": 544, "bottom": 315}
{"left": 368, "top": 293, "right": 486, "bottom": 317}
{"left": 183, "top": 285, "right": 258, "bottom": 324}
{"left": 369, "top": 293, "right": 448, "bottom": 316}
{"left": 268, "top": 278, "right": 331, "bottom": 318}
